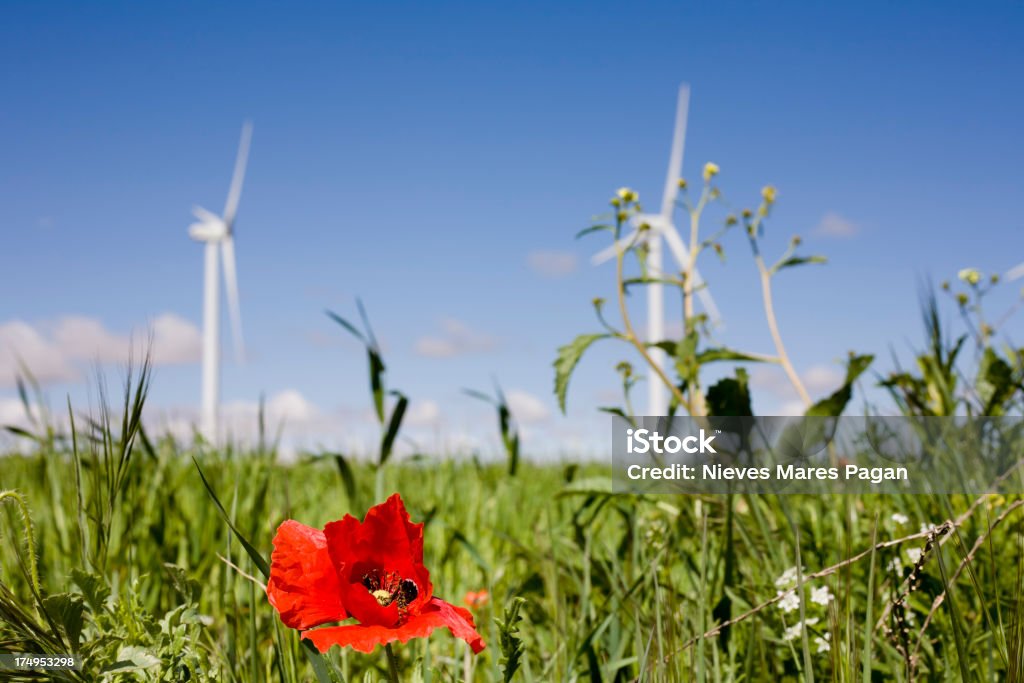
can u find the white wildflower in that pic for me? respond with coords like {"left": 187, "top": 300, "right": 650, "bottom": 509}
{"left": 906, "top": 547, "right": 923, "bottom": 564}
{"left": 810, "top": 585, "right": 833, "bottom": 607}
{"left": 815, "top": 633, "right": 831, "bottom": 653}
{"left": 891, "top": 513, "right": 909, "bottom": 525}
{"left": 783, "top": 617, "right": 819, "bottom": 641}
{"left": 777, "top": 589, "right": 800, "bottom": 613}
{"left": 774, "top": 566, "right": 806, "bottom": 588}
{"left": 887, "top": 557, "right": 903, "bottom": 573}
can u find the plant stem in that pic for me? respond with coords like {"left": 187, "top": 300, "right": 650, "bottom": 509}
{"left": 755, "top": 253, "right": 812, "bottom": 408}
{"left": 615, "top": 228, "right": 692, "bottom": 414}
{"left": 385, "top": 643, "right": 400, "bottom": 683}
{"left": 683, "top": 189, "right": 710, "bottom": 416}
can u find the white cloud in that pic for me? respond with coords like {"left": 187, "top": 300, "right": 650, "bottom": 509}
{"left": 0, "top": 397, "right": 31, "bottom": 428}
{"left": 0, "top": 320, "right": 79, "bottom": 386}
{"left": 151, "top": 313, "right": 203, "bottom": 365}
{"left": 507, "top": 389, "right": 550, "bottom": 424}
{"left": 53, "top": 316, "right": 127, "bottom": 362}
{"left": 527, "top": 250, "right": 578, "bottom": 277}
{"left": 414, "top": 318, "right": 495, "bottom": 358}
{"left": 266, "top": 389, "right": 319, "bottom": 423}
{"left": 751, "top": 364, "right": 843, "bottom": 400}
{"left": 802, "top": 365, "right": 844, "bottom": 395}
{"left": 0, "top": 314, "right": 202, "bottom": 388}
{"left": 814, "top": 212, "right": 859, "bottom": 238}
{"left": 778, "top": 400, "right": 808, "bottom": 417}
{"left": 405, "top": 399, "right": 441, "bottom": 427}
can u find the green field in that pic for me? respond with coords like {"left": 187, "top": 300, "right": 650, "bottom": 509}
{"left": 2, "top": 405, "right": 1023, "bottom": 681}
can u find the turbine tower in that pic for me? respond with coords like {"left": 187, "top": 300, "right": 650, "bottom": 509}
{"left": 591, "top": 84, "right": 721, "bottom": 416}
{"left": 188, "top": 122, "right": 250, "bottom": 441}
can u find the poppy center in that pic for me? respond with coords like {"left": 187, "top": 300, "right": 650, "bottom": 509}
{"left": 361, "top": 569, "right": 419, "bottom": 609}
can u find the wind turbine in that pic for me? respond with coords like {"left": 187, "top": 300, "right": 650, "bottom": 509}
{"left": 591, "top": 84, "right": 721, "bottom": 416}
{"left": 188, "top": 122, "right": 251, "bottom": 441}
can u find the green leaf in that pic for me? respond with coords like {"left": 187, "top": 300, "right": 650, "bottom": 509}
{"left": 576, "top": 224, "right": 614, "bottom": 239}
{"left": 71, "top": 568, "right": 109, "bottom": 613}
{"left": 379, "top": 391, "right": 408, "bottom": 466}
{"left": 705, "top": 368, "right": 753, "bottom": 417}
{"left": 805, "top": 354, "right": 874, "bottom": 417}
{"left": 302, "top": 639, "right": 340, "bottom": 683}
{"left": 772, "top": 255, "right": 827, "bottom": 274}
{"left": 554, "top": 334, "right": 609, "bottom": 413}
{"left": 977, "top": 347, "right": 1015, "bottom": 415}
{"left": 696, "top": 347, "right": 771, "bottom": 365}
{"left": 598, "top": 406, "right": 628, "bottom": 419}
{"left": 368, "top": 349, "right": 386, "bottom": 424}
{"left": 3, "top": 425, "right": 35, "bottom": 439}
{"left": 42, "top": 593, "right": 85, "bottom": 650}
{"left": 333, "top": 453, "right": 358, "bottom": 504}
{"left": 328, "top": 306, "right": 388, "bottom": 423}
{"left": 462, "top": 388, "right": 495, "bottom": 405}
{"left": 325, "top": 310, "right": 365, "bottom": 344}
{"left": 672, "top": 331, "right": 699, "bottom": 384}
{"left": 495, "top": 597, "right": 527, "bottom": 683}
{"left": 192, "top": 457, "right": 271, "bottom": 579}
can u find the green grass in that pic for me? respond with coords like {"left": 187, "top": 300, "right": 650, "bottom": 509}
{"left": 2, "top": 413, "right": 1023, "bottom": 681}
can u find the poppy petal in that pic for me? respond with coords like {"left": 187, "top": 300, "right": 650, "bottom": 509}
{"left": 324, "top": 494, "right": 433, "bottom": 625}
{"left": 303, "top": 597, "right": 485, "bottom": 654}
{"left": 267, "top": 520, "right": 346, "bottom": 630}
{"left": 422, "top": 597, "right": 486, "bottom": 654}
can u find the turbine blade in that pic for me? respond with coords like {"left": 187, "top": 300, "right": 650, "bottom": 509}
{"left": 223, "top": 121, "right": 253, "bottom": 228}
{"left": 660, "top": 222, "right": 722, "bottom": 325}
{"left": 1006, "top": 262, "right": 1024, "bottom": 281}
{"left": 192, "top": 205, "right": 220, "bottom": 223}
{"left": 660, "top": 83, "right": 690, "bottom": 217}
{"left": 591, "top": 229, "right": 643, "bottom": 265}
{"left": 220, "top": 236, "right": 245, "bottom": 363}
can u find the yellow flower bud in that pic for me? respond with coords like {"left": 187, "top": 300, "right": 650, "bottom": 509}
{"left": 725, "top": 215, "right": 738, "bottom": 226}
{"left": 677, "top": 178, "right": 687, "bottom": 189}
{"left": 957, "top": 268, "right": 981, "bottom": 286}
{"left": 742, "top": 209, "right": 753, "bottom": 219}
{"left": 761, "top": 185, "right": 777, "bottom": 204}
{"left": 702, "top": 162, "right": 720, "bottom": 182}
{"left": 616, "top": 187, "right": 638, "bottom": 204}
{"left": 956, "top": 293, "right": 969, "bottom": 306}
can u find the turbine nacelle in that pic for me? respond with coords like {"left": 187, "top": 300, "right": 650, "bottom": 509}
{"left": 189, "top": 218, "right": 229, "bottom": 244}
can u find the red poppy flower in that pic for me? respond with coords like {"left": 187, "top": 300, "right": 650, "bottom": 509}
{"left": 464, "top": 589, "right": 490, "bottom": 609}
{"left": 266, "top": 493, "right": 485, "bottom": 654}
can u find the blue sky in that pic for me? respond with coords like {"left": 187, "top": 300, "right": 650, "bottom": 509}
{"left": 1, "top": 2, "right": 1022, "bottom": 455}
